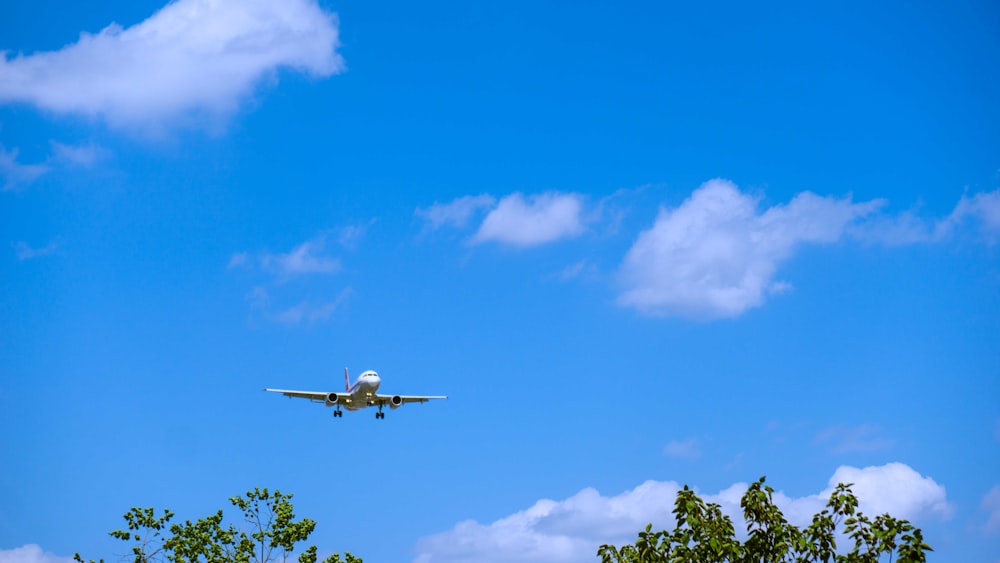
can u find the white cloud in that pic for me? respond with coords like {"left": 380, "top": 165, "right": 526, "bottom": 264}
{"left": 413, "top": 481, "right": 680, "bottom": 563}
{"left": 416, "top": 194, "right": 497, "bottom": 230}
{"left": 13, "top": 240, "right": 60, "bottom": 260}
{"left": 983, "top": 485, "right": 1000, "bottom": 534}
{"left": 417, "top": 192, "right": 588, "bottom": 247}
{"left": 413, "top": 462, "right": 949, "bottom": 563}
{"left": 0, "top": 545, "right": 73, "bottom": 563}
{"left": 662, "top": 438, "right": 701, "bottom": 459}
{"left": 420, "top": 183, "right": 997, "bottom": 321}
{"left": 616, "top": 179, "right": 881, "bottom": 319}
{"left": 0, "top": 146, "right": 48, "bottom": 191}
{"left": 0, "top": 0, "right": 343, "bottom": 131}
{"left": 827, "top": 463, "right": 952, "bottom": 520}
{"left": 472, "top": 192, "right": 586, "bottom": 247}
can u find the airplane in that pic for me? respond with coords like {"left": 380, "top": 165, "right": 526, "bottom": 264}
{"left": 264, "top": 368, "right": 447, "bottom": 419}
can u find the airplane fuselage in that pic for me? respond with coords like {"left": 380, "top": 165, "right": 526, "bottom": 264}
{"left": 341, "top": 370, "right": 381, "bottom": 411}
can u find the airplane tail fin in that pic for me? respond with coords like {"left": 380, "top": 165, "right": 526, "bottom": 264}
{"left": 344, "top": 367, "right": 350, "bottom": 392}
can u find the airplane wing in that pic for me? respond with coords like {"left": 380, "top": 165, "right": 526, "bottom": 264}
{"left": 374, "top": 394, "right": 448, "bottom": 405}
{"left": 263, "top": 388, "right": 333, "bottom": 403}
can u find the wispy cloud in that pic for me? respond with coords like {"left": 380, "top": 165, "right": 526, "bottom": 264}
{"left": 617, "top": 179, "right": 882, "bottom": 320}
{"left": 545, "top": 260, "right": 596, "bottom": 282}
{"left": 243, "top": 286, "right": 352, "bottom": 326}
{"left": 13, "top": 240, "right": 60, "bottom": 260}
{"left": 230, "top": 237, "right": 340, "bottom": 280}
{"left": 472, "top": 192, "right": 586, "bottom": 247}
{"left": 662, "top": 438, "right": 701, "bottom": 459}
{"left": 941, "top": 189, "right": 1000, "bottom": 241}
{"left": 0, "top": 545, "right": 73, "bottom": 563}
{"left": 232, "top": 236, "right": 353, "bottom": 326}
{"left": 335, "top": 220, "right": 378, "bottom": 250}
{"left": 851, "top": 188, "right": 1000, "bottom": 245}
{"left": 0, "top": 0, "right": 343, "bottom": 132}
{"left": 814, "top": 424, "right": 892, "bottom": 454}
{"left": 414, "top": 462, "right": 950, "bottom": 563}
{"left": 0, "top": 146, "right": 48, "bottom": 191}
{"left": 261, "top": 239, "right": 340, "bottom": 278}
{"left": 417, "top": 194, "right": 497, "bottom": 231}
{"left": 273, "top": 289, "right": 353, "bottom": 326}
{"left": 228, "top": 252, "right": 251, "bottom": 269}
{"left": 983, "top": 485, "right": 1000, "bottom": 534}
{"left": 49, "top": 141, "right": 108, "bottom": 168}
{"left": 850, "top": 209, "right": 942, "bottom": 246}
{"left": 1, "top": 141, "right": 109, "bottom": 191}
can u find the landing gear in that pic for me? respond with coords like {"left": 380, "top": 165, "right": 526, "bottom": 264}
{"left": 376, "top": 404, "right": 385, "bottom": 419}
{"left": 333, "top": 408, "right": 343, "bottom": 418}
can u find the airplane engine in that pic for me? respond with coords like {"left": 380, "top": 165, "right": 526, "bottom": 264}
{"left": 325, "top": 392, "right": 339, "bottom": 406}
{"left": 389, "top": 395, "right": 403, "bottom": 409}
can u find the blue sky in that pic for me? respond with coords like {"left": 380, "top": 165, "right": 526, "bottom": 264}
{"left": 1, "top": 0, "right": 998, "bottom": 561}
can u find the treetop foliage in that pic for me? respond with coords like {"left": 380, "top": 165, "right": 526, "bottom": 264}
{"left": 74, "top": 487, "right": 360, "bottom": 563}
{"left": 598, "top": 477, "right": 931, "bottom": 563}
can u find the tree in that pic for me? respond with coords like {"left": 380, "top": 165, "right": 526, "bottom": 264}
{"left": 74, "top": 488, "right": 360, "bottom": 563}
{"left": 597, "top": 477, "right": 932, "bottom": 563}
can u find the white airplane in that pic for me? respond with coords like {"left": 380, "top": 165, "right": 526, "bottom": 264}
{"left": 264, "top": 368, "right": 447, "bottom": 419}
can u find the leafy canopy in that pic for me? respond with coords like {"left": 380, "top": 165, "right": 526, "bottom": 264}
{"left": 74, "top": 487, "right": 360, "bottom": 563}
{"left": 598, "top": 477, "right": 932, "bottom": 563}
